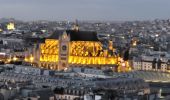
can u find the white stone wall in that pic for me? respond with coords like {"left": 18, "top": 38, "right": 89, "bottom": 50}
{"left": 142, "top": 62, "right": 153, "bottom": 70}
{"left": 15, "top": 66, "right": 41, "bottom": 75}
{"left": 132, "top": 61, "right": 142, "bottom": 70}
{"left": 161, "top": 63, "right": 167, "bottom": 72}
{"left": 55, "top": 94, "right": 80, "bottom": 100}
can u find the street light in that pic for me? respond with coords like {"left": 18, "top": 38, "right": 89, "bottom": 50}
{"left": 30, "top": 56, "right": 34, "bottom": 62}
{"left": 13, "top": 57, "right": 18, "bottom": 61}
{"left": 7, "top": 58, "right": 11, "bottom": 63}
{"left": 155, "top": 34, "right": 159, "bottom": 37}
{"left": 132, "top": 41, "right": 137, "bottom": 46}
{"left": 24, "top": 58, "right": 28, "bottom": 62}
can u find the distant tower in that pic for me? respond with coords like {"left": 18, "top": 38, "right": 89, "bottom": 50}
{"left": 58, "top": 31, "right": 70, "bottom": 70}
{"left": 72, "top": 19, "right": 79, "bottom": 31}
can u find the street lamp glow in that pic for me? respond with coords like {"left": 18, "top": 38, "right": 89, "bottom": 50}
{"left": 13, "top": 57, "right": 18, "bottom": 61}
{"left": 132, "top": 41, "right": 137, "bottom": 46}
{"left": 24, "top": 58, "right": 28, "bottom": 62}
{"left": 50, "top": 66, "right": 53, "bottom": 70}
{"left": 7, "top": 58, "right": 11, "bottom": 62}
{"left": 155, "top": 34, "right": 159, "bottom": 37}
{"left": 122, "top": 63, "right": 126, "bottom": 67}
{"left": 30, "top": 56, "right": 34, "bottom": 62}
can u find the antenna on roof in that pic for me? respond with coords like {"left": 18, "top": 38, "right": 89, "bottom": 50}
{"left": 72, "top": 19, "right": 79, "bottom": 31}
{"left": 66, "top": 20, "right": 70, "bottom": 30}
{"left": 75, "top": 19, "right": 78, "bottom": 26}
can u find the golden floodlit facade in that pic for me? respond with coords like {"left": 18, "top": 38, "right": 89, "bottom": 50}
{"left": 7, "top": 22, "right": 15, "bottom": 30}
{"left": 33, "top": 27, "right": 130, "bottom": 71}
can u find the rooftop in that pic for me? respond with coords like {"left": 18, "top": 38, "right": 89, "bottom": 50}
{"left": 48, "top": 30, "right": 99, "bottom": 41}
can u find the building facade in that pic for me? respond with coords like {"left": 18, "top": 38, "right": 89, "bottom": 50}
{"left": 38, "top": 29, "right": 120, "bottom": 71}
{"left": 133, "top": 55, "right": 170, "bottom": 72}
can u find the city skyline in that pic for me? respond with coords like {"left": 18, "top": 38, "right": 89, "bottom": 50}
{"left": 0, "top": 1, "right": 170, "bottom": 99}
{"left": 0, "top": 0, "right": 170, "bottom": 21}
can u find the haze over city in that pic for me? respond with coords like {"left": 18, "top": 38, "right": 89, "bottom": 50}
{"left": 1, "top": 0, "right": 170, "bottom": 100}
{"left": 0, "top": 0, "right": 170, "bottom": 21}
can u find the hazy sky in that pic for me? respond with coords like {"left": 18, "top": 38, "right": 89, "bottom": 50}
{"left": 0, "top": 0, "right": 170, "bottom": 21}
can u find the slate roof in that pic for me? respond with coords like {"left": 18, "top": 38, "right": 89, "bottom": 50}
{"left": 48, "top": 30, "right": 99, "bottom": 41}
{"left": 24, "top": 37, "right": 45, "bottom": 43}
{"left": 47, "top": 30, "right": 63, "bottom": 40}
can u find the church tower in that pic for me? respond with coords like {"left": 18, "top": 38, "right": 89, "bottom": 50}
{"left": 58, "top": 31, "right": 70, "bottom": 70}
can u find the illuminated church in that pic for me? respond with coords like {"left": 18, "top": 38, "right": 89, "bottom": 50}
{"left": 27, "top": 24, "right": 130, "bottom": 72}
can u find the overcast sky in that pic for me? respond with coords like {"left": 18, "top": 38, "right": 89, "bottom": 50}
{"left": 0, "top": 0, "right": 170, "bottom": 21}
